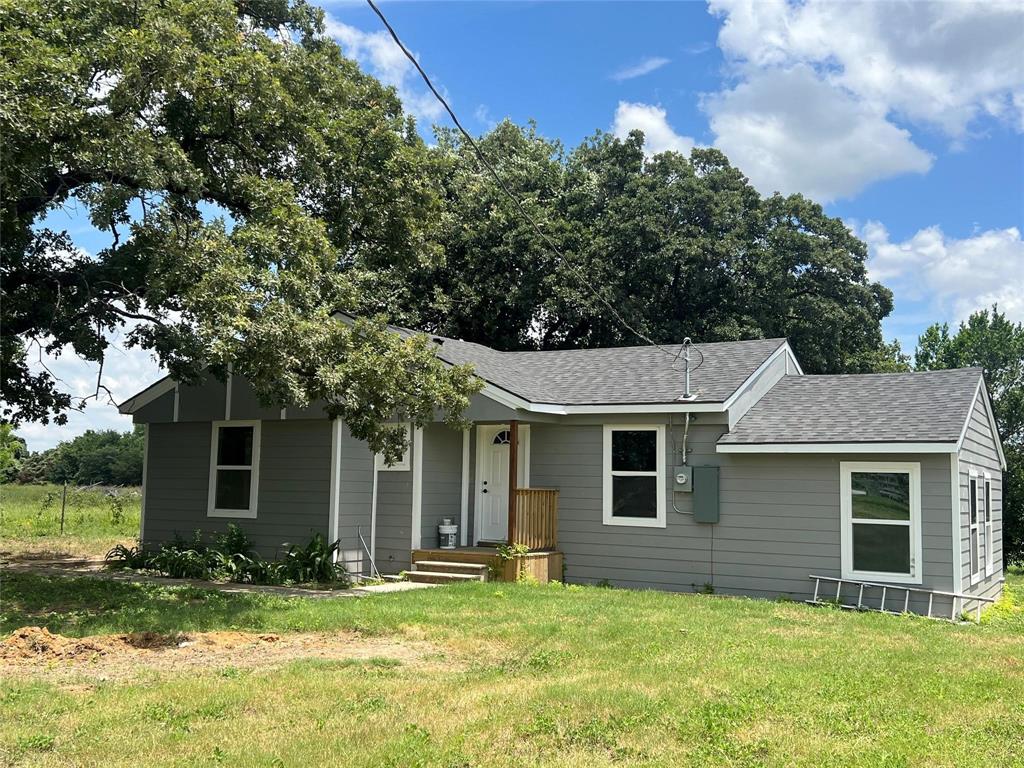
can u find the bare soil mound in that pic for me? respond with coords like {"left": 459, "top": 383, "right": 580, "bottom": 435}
{"left": 1, "top": 626, "right": 451, "bottom": 682}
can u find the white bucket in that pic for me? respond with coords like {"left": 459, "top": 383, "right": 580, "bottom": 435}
{"left": 438, "top": 523, "right": 458, "bottom": 549}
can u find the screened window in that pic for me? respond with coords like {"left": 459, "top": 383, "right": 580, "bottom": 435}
{"left": 208, "top": 421, "right": 260, "bottom": 518}
{"left": 841, "top": 462, "right": 920, "bottom": 584}
{"left": 603, "top": 425, "right": 665, "bottom": 527}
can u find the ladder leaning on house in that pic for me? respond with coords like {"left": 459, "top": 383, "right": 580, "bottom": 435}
{"left": 807, "top": 574, "right": 997, "bottom": 623}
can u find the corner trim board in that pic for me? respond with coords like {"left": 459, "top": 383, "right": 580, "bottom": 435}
{"left": 460, "top": 429, "right": 470, "bottom": 546}
{"left": 410, "top": 427, "right": 424, "bottom": 549}
{"left": 140, "top": 424, "right": 149, "bottom": 544}
{"left": 328, "top": 418, "right": 342, "bottom": 552}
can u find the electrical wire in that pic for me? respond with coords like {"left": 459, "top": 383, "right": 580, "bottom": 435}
{"left": 364, "top": 0, "right": 687, "bottom": 364}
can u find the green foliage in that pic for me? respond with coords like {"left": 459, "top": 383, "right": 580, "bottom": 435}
{"left": 48, "top": 427, "right": 143, "bottom": 486}
{"left": 102, "top": 525, "right": 348, "bottom": 585}
{"left": 0, "top": 0, "right": 479, "bottom": 459}
{"left": 0, "top": 423, "right": 28, "bottom": 483}
{"left": 494, "top": 543, "right": 529, "bottom": 562}
{"left": 277, "top": 533, "right": 344, "bottom": 584}
{"left": 396, "top": 122, "right": 896, "bottom": 374}
{"left": 915, "top": 306, "right": 1024, "bottom": 564}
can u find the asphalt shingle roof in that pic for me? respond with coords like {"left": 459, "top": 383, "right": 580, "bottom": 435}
{"left": 719, "top": 368, "right": 983, "bottom": 444}
{"left": 431, "top": 337, "right": 788, "bottom": 405}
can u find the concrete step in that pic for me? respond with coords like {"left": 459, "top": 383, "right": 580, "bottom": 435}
{"left": 406, "top": 570, "right": 484, "bottom": 585}
{"left": 414, "top": 560, "right": 490, "bottom": 577}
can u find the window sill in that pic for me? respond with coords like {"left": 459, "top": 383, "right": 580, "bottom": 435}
{"left": 602, "top": 517, "right": 666, "bottom": 529}
{"left": 208, "top": 508, "right": 258, "bottom": 519}
{"left": 841, "top": 569, "right": 921, "bottom": 586}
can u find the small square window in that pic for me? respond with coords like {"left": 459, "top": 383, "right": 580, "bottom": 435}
{"left": 375, "top": 423, "right": 412, "bottom": 471}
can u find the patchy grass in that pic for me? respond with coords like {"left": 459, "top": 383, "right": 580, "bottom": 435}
{"left": 0, "top": 484, "right": 140, "bottom": 559}
{"left": 0, "top": 569, "right": 1021, "bottom": 767}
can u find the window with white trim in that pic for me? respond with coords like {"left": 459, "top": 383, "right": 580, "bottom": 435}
{"left": 374, "top": 423, "right": 411, "bottom": 471}
{"left": 969, "top": 472, "right": 984, "bottom": 582}
{"left": 840, "top": 462, "right": 921, "bottom": 584}
{"left": 208, "top": 421, "right": 260, "bottom": 518}
{"left": 985, "top": 476, "right": 994, "bottom": 575}
{"left": 602, "top": 425, "right": 665, "bottom": 528}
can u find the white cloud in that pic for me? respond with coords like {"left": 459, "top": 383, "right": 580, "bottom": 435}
{"left": 705, "top": 67, "right": 933, "bottom": 202}
{"left": 697, "top": 0, "right": 1024, "bottom": 201}
{"left": 612, "top": 102, "right": 696, "bottom": 156}
{"left": 710, "top": 0, "right": 1024, "bottom": 138}
{"left": 323, "top": 16, "right": 445, "bottom": 123}
{"left": 611, "top": 56, "right": 671, "bottom": 82}
{"left": 862, "top": 221, "right": 1024, "bottom": 324}
{"left": 21, "top": 329, "right": 164, "bottom": 452}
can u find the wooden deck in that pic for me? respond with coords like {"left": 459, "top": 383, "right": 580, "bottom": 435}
{"left": 411, "top": 547, "right": 563, "bottom": 583}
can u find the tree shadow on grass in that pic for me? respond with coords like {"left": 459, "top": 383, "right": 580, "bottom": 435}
{"left": 0, "top": 573, "right": 306, "bottom": 637}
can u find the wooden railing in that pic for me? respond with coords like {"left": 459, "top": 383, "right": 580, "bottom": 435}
{"left": 512, "top": 488, "right": 559, "bottom": 551}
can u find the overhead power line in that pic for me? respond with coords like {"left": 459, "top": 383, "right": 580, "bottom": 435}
{"left": 364, "top": 0, "right": 692, "bottom": 365}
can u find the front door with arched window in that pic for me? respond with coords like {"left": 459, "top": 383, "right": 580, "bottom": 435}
{"left": 476, "top": 424, "right": 529, "bottom": 543}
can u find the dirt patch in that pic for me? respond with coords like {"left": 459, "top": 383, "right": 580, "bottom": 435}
{"left": 1, "top": 626, "right": 456, "bottom": 682}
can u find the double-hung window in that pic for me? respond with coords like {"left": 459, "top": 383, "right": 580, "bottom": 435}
{"left": 984, "top": 475, "right": 994, "bottom": 576}
{"left": 840, "top": 462, "right": 921, "bottom": 584}
{"left": 208, "top": 421, "right": 261, "bottom": 518}
{"left": 602, "top": 425, "right": 665, "bottom": 528}
{"left": 969, "top": 471, "right": 985, "bottom": 583}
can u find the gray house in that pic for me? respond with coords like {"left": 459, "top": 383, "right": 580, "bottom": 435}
{"left": 120, "top": 329, "right": 1006, "bottom": 616}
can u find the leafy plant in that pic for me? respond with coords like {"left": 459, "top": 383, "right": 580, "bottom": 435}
{"left": 278, "top": 534, "right": 345, "bottom": 585}
{"left": 103, "top": 526, "right": 348, "bottom": 586}
{"left": 105, "top": 544, "right": 148, "bottom": 570}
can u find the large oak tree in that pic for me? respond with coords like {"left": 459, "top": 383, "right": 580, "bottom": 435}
{"left": 1, "top": 0, "right": 479, "bottom": 459}
{"left": 399, "top": 122, "right": 902, "bottom": 375}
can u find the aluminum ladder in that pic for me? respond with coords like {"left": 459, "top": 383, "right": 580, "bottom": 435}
{"left": 807, "top": 574, "right": 997, "bottom": 622}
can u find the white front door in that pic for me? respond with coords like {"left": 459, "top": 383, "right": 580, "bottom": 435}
{"left": 476, "top": 425, "right": 529, "bottom": 543}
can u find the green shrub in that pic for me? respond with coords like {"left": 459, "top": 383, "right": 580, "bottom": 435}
{"left": 277, "top": 534, "right": 343, "bottom": 583}
{"left": 103, "top": 526, "right": 348, "bottom": 586}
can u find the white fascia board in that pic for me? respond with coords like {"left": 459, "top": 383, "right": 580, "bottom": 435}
{"left": 721, "top": 343, "right": 792, "bottom": 413}
{"left": 716, "top": 442, "right": 958, "bottom": 454}
{"left": 478, "top": 382, "right": 725, "bottom": 416}
{"left": 118, "top": 376, "right": 176, "bottom": 414}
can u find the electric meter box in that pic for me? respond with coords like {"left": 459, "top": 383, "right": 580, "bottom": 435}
{"left": 693, "top": 466, "right": 720, "bottom": 523}
{"left": 674, "top": 465, "right": 693, "bottom": 492}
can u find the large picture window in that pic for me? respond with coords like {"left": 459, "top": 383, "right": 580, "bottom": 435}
{"left": 602, "top": 425, "right": 665, "bottom": 528}
{"left": 208, "top": 421, "right": 261, "bottom": 518}
{"left": 840, "top": 462, "right": 921, "bottom": 584}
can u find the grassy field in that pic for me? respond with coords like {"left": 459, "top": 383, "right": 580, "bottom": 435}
{"left": 0, "top": 484, "right": 140, "bottom": 559}
{"left": 1, "top": 569, "right": 1021, "bottom": 768}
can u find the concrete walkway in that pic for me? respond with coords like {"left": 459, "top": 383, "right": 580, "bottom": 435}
{"left": 1, "top": 557, "right": 435, "bottom": 599}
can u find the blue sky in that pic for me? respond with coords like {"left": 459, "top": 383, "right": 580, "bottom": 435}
{"left": 24, "top": 0, "right": 1024, "bottom": 450}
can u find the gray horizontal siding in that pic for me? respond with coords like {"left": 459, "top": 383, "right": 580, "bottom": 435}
{"left": 374, "top": 436, "right": 413, "bottom": 573}
{"left": 530, "top": 422, "right": 955, "bottom": 606}
{"left": 421, "top": 424, "right": 464, "bottom": 550}
{"left": 957, "top": 393, "right": 1004, "bottom": 603}
{"left": 143, "top": 420, "right": 332, "bottom": 557}
{"left": 337, "top": 423, "right": 374, "bottom": 574}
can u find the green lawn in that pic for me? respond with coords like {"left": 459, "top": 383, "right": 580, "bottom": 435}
{"left": 0, "top": 484, "right": 140, "bottom": 559}
{"left": 1, "top": 569, "right": 1022, "bottom": 767}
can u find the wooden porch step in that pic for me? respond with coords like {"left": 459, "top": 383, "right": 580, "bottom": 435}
{"left": 406, "top": 570, "right": 484, "bottom": 585}
{"left": 414, "top": 561, "right": 490, "bottom": 577}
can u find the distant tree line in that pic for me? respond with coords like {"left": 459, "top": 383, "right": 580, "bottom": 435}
{"left": 0, "top": 426, "right": 143, "bottom": 486}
